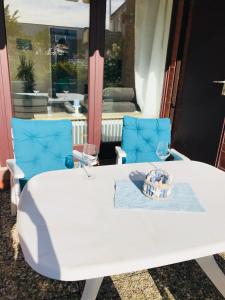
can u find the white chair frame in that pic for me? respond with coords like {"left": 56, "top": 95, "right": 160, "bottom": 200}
{"left": 115, "top": 146, "right": 190, "bottom": 164}
{"left": 6, "top": 149, "right": 94, "bottom": 216}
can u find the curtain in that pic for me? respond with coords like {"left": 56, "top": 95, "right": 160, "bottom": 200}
{"left": 135, "top": 0, "right": 173, "bottom": 116}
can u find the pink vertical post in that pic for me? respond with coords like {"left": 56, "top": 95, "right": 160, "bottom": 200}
{"left": 88, "top": 51, "right": 104, "bottom": 148}
{"left": 87, "top": 0, "right": 106, "bottom": 150}
{"left": 0, "top": 2, "right": 13, "bottom": 166}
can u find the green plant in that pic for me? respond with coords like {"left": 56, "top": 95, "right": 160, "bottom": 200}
{"left": 52, "top": 61, "right": 77, "bottom": 79}
{"left": 104, "top": 42, "right": 122, "bottom": 87}
{"left": 51, "top": 61, "right": 78, "bottom": 92}
{"left": 4, "top": 4, "right": 22, "bottom": 37}
{"left": 104, "top": 57, "right": 122, "bottom": 87}
{"left": 17, "top": 55, "right": 35, "bottom": 92}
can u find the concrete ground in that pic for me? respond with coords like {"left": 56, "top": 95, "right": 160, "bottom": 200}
{"left": 1, "top": 190, "right": 225, "bottom": 300}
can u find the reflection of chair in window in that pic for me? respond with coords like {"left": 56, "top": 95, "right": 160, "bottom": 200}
{"left": 13, "top": 94, "right": 48, "bottom": 119}
{"left": 103, "top": 87, "right": 139, "bottom": 112}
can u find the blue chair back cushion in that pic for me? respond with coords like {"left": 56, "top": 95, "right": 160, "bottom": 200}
{"left": 12, "top": 118, "right": 73, "bottom": 181}
{"left": 121, "top": 116, "right": 171, "bottom": 163}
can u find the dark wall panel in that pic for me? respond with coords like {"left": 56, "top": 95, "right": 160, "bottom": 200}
{"left": 173, "top": 0, "right": 225, "bottom": 165}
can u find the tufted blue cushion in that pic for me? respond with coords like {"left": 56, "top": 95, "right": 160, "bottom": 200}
{"left": 12, "top": 118, "right": 73, "bottom": 186}
{"left": 121, "top": 116, "right": 171, "bottom": 163}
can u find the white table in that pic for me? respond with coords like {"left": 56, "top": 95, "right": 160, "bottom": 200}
{"left": 15, "top": 92, "right": 48, "bottom": 97}
{"left": 14, "top": 92, "right": 84, "bottom": 103}
{"left": 48, "top": 93, "right": 84, "bottom": 103}
{"left": 17, "top": 161, "right": 225, "bottom": 299}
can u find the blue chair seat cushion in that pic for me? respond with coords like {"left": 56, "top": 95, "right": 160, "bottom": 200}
{"left": 121, "top": 116, "right": 171, "bottom": 163}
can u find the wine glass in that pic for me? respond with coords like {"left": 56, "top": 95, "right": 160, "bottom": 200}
{"left": 33, "top": 90, "right": 39, "bottom": 96}
{"left": 156, "top": 141, "right": 171, "bottom": 161}
{"left": 73, "top": 99, "right": 80, "bottom": 115}
{"left": 63, "top": 90, "right": 69, "bottom": 99}
{"left": 47, "top": 105, "right": 52, "bottom": 116}
{"left": 82, "top": 144, "right": 98, "bottom": 178}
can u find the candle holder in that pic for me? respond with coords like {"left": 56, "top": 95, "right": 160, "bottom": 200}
{"left": 143, "top": 169, "right": 173, "bottom": 199}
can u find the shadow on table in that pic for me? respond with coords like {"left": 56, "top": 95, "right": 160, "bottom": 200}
{"left": 1, "top": 190, "right": 121, "bottom": 299}
{"left": 18, "top": 190, "right": 60, "bottom": 280}
{"left": 148, "top": 259, "right": 225, "bottom": 300}
{"left": 18, "top": 190, "right": 122, "bottom": 299}
{"left": 0, "top": 190, "right": 81, "bottom": 299}
{"left": 129, "top": 170, "right": 146, "bottom": 191}
{"left": 20, "top": 192, "right": 121, "bottom": 299}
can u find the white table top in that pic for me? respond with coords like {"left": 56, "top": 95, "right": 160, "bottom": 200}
{"left": 14, "top": 92, "right": 84, "bottom": 102}
{"left": 15, "top": 92, "right": 48, "bottom": 97}
{"left": 49, "top": 93, "right": 84, "bottom": 103}
{"left": 17, "top": 161, "right": 225, "bottom": 281}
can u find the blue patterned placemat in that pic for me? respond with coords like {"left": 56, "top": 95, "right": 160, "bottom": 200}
{"left": 114, "top": 180, "right": 205, "bottom": 212}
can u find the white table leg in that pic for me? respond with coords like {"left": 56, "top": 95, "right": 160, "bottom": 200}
{"left": 196, "top": 255, "right": 225, "bottom": 298}
{"left": 81, "top": 277, "right": 103, "bottom": 300}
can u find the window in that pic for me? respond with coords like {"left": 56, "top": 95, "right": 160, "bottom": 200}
{"left": 4, "top": 1, "right": 89, "bottom": 125}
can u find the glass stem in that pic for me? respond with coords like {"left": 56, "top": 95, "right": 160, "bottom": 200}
{"left": 83, "top": 164, "right": 91, "bottom": 178}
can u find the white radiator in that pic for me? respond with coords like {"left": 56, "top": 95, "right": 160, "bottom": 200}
{"left": 72, "top": 121, "right": 87, "bottom": 144}
{"left": 101, "top": 119, "right": 123, "bottom": 142}
{"left": 72, "top": 119, "right": 123, "bottom": 144}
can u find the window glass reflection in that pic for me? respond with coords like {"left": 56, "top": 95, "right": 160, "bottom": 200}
{"left": 4, "top": 0, "right": 89, "bottom": 119}
{"left": 103, "top": 0, "right": 138, "bottom": 114}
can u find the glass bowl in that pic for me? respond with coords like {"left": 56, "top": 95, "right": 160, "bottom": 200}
{"left": 143, "top": 169, "right": 173, "bottom": 200}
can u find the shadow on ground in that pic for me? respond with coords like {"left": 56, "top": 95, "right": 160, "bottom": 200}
{"left": 148, "top": 256, "right": 225, "bottom": 300}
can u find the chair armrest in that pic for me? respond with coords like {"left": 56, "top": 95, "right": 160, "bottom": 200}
{"left": 115, "top": 146, "right": 126, "bottom": 164}
{"left": 73, "top": 150, "right": 98, "bottom": 166}
{"left": 170, "top": 148, "right": 190, "bottom": 161}
{"left": 115, "top": 146, "right": 126, "bottom": 157}
{"left": 6, "top": 159, "right": 25, "bottom": 179}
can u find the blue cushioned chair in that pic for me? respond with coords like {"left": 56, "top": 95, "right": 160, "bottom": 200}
{"left": 115, "top": 116, "right": 189, "bottom": 164}
{"left": 6, "top": 118, "right": 83, "bottom": 216}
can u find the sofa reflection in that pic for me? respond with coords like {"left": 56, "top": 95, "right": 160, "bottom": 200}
{"left": 13, "top": 93, "right": 48, "bottom": 119}
{"left": 80, "top": 87, "right": 140, "bottom": 113}
{"left": 13, "top": 88, "right": 140, "bottom": 118}
{"left": 13, "top": 92, "right": 85, "bottom": 118}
